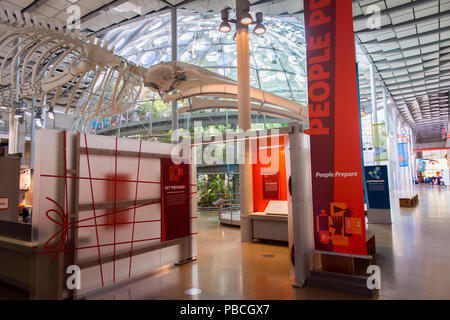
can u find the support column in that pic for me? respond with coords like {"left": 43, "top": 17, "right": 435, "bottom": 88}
{"left": 30, "top": 98, "right": 37, "bottom": 167}
{"left": 370, "top": 63, "right": 378, "bottom": 165}
{"left": 9, "top": 37, "right": 21, "bottom": 155}
{"left": 8, "top": 109, "right": 19, "bottom": 155}
{"left": 382, "top": 89, "right": 394, "bottom": 192}
{"left": 236, "top": 0, "right": 253, "bottom": 242}
{"left": 408, "top": 126, "right": 415, "bottom": 191}
{"left": 171, "top": 7, "right": 178, "bottom": 141}
{"left": 382, "top": 89, "right": 388, "bottom": 130}
{"left": 370, "top": 64, "right": 378, "bottom": 125}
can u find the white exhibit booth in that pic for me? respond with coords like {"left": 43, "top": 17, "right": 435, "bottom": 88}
{"left": 0, "top": 129, "right": 197, "bottom": 299}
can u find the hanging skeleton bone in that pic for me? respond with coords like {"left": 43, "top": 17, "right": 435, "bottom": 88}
{"left": 0, "top": 6, "right": 144, "bottom": 119}
{"left": 0, "top": 5, "right": 307, "bottom": 122}
{"left": 144, "top": 62, "right": 308, "bottom": 121}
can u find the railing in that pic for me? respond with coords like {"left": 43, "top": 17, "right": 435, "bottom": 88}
{"left": 197, "top": 192, "right": 240, "bottom": 210}
{"left": 211, "top": 197, "right": 241, "bottom": 225}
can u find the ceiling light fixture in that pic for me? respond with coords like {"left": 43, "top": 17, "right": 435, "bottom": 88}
{"left": 218, "top": 4, "right": 265, "bottom": 38}
{"left": 240, "top": 9, "right": 253, "bottom": 25}
{"left": 219, "top": 20, "right": 231, "bottom": 33}
{"left": 253, "top": 12, "right": 266, "bottom": 35}
{"left": 47, "top": 106, "right": 55, "bottom": 120}
{"left": 14, "top": 108, "right": 23, "bottom": 118}
{"left": 34, "top": 107, "right": 43, "bottom": 127}
{"left": 20, "top": 100, "right": 27, "bottom": 110}
{"left": 219, "top": 9, "right": 232, "bottom": 33}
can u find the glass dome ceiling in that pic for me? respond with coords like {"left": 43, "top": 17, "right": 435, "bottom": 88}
{"left": 102, "top": 9, "right": 308, "bottom": 106}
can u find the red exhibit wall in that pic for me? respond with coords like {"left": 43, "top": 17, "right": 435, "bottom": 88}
{"left": 304, "top": 0, "right": 367, "bottom": 255}
{"left": 252, "top": 135, "right": 288, "bottom": 212}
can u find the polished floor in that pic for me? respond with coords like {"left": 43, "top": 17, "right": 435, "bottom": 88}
{"left": 85, "top": 185, "right": 450, "bottom": 300}
{"left": 1, "top": 185, "right": 449, "bottom": 300}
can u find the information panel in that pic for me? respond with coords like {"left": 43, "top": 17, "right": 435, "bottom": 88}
{"left": 160, "top": 159, "right": 191, "bottom": 242}
{"left": 364, "top": 165, "right": 390, "bottom": 210}
{"left": 0, "top": 197, "right": 8, "bottom": 210}
{"left": 304, "top": 0, "right": 367, "bottom": 255}
{"left": 262, "top": 173, "right": 280, "bottom": 199}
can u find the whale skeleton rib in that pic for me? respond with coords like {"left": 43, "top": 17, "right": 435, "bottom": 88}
{"left": 0, "top": 5, "right": 307, "bottom": 124}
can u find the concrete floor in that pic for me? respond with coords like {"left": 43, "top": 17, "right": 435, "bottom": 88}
{"left": 1, "top": 185, "right": 449, "bottom": 300}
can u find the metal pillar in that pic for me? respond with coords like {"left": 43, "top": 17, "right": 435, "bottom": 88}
{"left": 289, "top": 124, "right": 314, "bottom": 287}
{"left": 382, "top": 89, "right": 393, "bottom": 192}
{"left": 370, "top": 63, "right": 378, "bottom": 165}
{"left": 9, "top": 37, "right": 21, "bottom": 155}
{"left": 408, "top": 126, "right": 415, "bottom": 191}
{"left": 8, "top": 110, "right": 19, "bottom": 154}
{"left": 382, "top": 89, "right": 388, "bottom": 130}
{"left": 171, "top": 7, "right": 178, "bottom": 141}
{"left": 30, "top": 98, "right": 37, "bottom": 167}
{"left": 370, "top": 64, "right": 378, "bottom": 125}
{"left": 236, "top": 0, "right": 254, "bottom": 242}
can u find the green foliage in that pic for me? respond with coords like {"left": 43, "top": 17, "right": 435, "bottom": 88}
{"left": 135, "top": 100, "right": 172, "bottom": 120}
{"left": 197, "top": 174, "right": 233, "bottom": 208}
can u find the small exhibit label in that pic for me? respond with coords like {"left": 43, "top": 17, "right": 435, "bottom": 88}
{"left": 0, "top": 197, "right": 9, "bottom": 210}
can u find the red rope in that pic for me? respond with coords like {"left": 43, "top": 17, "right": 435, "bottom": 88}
{"left": 129, "top": 140, "right": 142, "bottom": 278}
{"left": 63, "top": 132, "right": 71, "bottom": 297}
{"left": 113, "top": 137, "right": 118, "bottom": 283}
{"left": 84, "top": 134, "right": 104, "bottom": 286}
{"left": 39, "top": 237, "right": 162, "bottom": 255}
{"left": 40, "top": 174, "right": 160, "bottom": 184}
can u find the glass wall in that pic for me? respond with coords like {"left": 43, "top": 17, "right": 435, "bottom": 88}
{"left": 76, "top": 10, "right": 308, "bottom": 138}
{"left": 103, "top": 10, "right": 307, "bottom": 105}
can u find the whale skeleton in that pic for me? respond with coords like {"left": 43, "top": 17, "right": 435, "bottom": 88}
{"left": 0, "top": 5, "right": 307, "bottom": 123}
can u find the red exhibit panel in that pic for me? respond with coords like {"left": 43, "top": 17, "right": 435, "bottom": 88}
{"left": 304, "top": 0, "right": 367, "bottom": 255}
{"left": 252, "top": 135, "right": 288, "bottom": 213}
{"left": 160, "top": 158, "right": 191, "bottom": 242}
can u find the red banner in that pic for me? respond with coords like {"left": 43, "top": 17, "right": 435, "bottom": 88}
{"left": 160, "top": 159, "right": 191, "bottom": 242}
{"left": 304, "top": 0, "right": 367, "bottom": 255}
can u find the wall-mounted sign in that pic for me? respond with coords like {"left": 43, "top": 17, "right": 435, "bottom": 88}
{"left": 262, "top": 173, "right": 280, "bottom": 199}
{"left": 304, "top": 0, "right": 367, "bottom": 256}
{"left": 0, "top": 197, "right": 8, "bottom": 210}
{"left": 160, "top": 159, "right": 191, "bottom": 242}
{"left": 373, "top": 123, "right": 388, "bottom": 162}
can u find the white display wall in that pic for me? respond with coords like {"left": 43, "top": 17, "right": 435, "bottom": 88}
{"left": 32, "top": 129, "right": 197, "bottom": 299}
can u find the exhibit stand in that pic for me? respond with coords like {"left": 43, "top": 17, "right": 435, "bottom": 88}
{"left": 0, "top": 155, "right": 37, "bottom": 293}
{"left": 248, "top": 132, "right": 289, "bottom": 242}
{"left": 297, "top": 0, "right": 378, "bottom": 297}
{"left": 397, "top": 139, "right": 419, "bottom": 208}
{"left": 0, "top": 129, "right": 198, "bottom": 299}
{"left": 249, "top": 201, "right": 289, "bottom": 242}
{"left": 364, "top": 165, "right": 392, "bottom": 224}
{"left": 285, "top": 124, "right": 377, "bottom": 297}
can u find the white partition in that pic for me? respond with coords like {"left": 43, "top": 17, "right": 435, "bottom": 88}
{"left": 32, "top": 129, "right": 197, "bottom": 299}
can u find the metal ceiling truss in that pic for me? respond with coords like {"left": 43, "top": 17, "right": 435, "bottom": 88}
{"left": 353, "top": 0, "right": 450, "bottom": 143}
